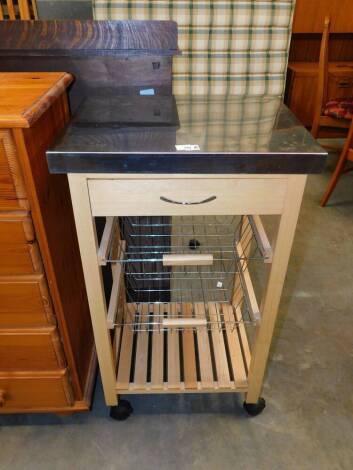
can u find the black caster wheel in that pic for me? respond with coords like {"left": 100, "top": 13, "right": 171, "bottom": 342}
{"left": 243, "top": 397, "right": 266, "bottom": 417}
{"left": 110, "top": 399, "right": 133, "bottom": 421}
{"left": 189, "top": 239, "right": 201, "bottom": 250}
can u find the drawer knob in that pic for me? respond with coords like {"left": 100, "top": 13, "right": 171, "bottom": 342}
{"left": 160, "top": 195, "right": 217, "bottom": 205}
{"left": 0, "top": 390, "right": 6, "bottom": 407}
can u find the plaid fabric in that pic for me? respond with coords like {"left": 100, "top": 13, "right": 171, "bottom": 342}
{"left": 93, "top": 0, "right": 295, "bottom": 96}
{"left": 176, "top": 95, "right": 281, "bottom": 151}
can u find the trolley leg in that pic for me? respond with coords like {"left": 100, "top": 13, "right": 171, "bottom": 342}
{"left": 245, "top": 175, "right": 307, "bottom": 408}
{"left": 68, "top": 174, "right": 117, "bottom": 406}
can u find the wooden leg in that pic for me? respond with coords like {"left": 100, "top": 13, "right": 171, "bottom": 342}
{"left": 68, "top": 174, "right": 117, "bottom": 406}
{"left": 311, "top": 120, "right": 319, "bottom": 140}
{"left": 246, "top": 175, "right": 307, "bottom": 404}
{"left": 320, "top": 121, "right": 353, "bottom": 206}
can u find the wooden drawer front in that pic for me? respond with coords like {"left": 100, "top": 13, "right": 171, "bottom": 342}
{"left": 0, "top": 129, "right": 28, "bottom": 210}
{"left": 0, "top": 211, "right": 34, "bottom": 244}
{"left": 0, "top": 370, "right": 73, "bottom": 411}
{"left": 88, "top": 177, "right": 287, "bottom": 217}
{"left": 0, "top": 241, "right": 42, "bottom": 275}
{"left": 0, "top": 327, "right": 66, "bottom": 371}
{"left": 328, "top": 74, "right": 353, "bottom": 100}
{"left": 0, "top": 275, "right": 55, "bottom": 327}
{"left": 0, "top": 211, "right": 40, "bottom": 275}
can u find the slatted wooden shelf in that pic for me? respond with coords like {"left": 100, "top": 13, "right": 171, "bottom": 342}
{"left": 115, "top": 302, "right": 250, "bottom": 394}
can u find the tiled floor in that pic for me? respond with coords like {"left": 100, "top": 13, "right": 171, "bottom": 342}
{"left": 1, "top": 152, "right": 353, "bottom": 470}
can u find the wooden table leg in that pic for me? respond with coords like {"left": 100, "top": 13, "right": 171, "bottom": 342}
{"left": 246, "top": 175, "right": 307, "bottom": 405}
{"left": 68, "top": 174, "right": 117, "bottom": 406}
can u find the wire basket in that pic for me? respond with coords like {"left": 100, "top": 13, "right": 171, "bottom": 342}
{"left": 101, "top": 215, "right": 267, "bottom": 332}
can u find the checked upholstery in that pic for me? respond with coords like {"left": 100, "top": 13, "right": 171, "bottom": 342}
{"left": 93, "top": 0, "right": 296, "bottom": 96}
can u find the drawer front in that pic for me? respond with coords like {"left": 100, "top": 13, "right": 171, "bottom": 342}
{"left": 0, "top": 211, "right": 34, "bottom": 244}
{"left": 328, "top": 74, "right": 353, "bottom": 100}
{"left": 0, "top": 129, "right": 28, "bottom": 210}
{"left": 88, "top": 177, "right": 287, "bottom": 216}
{"left": 0, "top": 275, "right": 55, "bottom": 327}
{"left": 0, "top": 327, "right": 66, "bottom": 371}
{"left": 0, "top": 370, "right": 73, "bottom": 411}
{"left": 0, "top": 241, "right": 43, "bottom": 275}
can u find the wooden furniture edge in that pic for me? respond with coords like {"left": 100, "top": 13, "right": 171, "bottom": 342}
{"left": 11, "top": 97, "right": 92, "bottom": 402}
{"left": 19, "top": 73, "right": 74, "bottom": 128}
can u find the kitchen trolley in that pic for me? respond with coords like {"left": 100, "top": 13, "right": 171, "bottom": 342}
{"left": 61, "top": 171, "right": 320, "bottom": 420}
{"left": 45, "top": 19, "right": 326, "bottom": 420}
{"left": 47, "top": 93, "right": 326, "bottom": 418}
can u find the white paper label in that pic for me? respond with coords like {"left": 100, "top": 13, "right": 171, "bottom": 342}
{"left": 175, "top": 144, "right": 200, "bottom": 151}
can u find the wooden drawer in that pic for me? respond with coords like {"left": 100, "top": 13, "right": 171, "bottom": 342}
{"left": 0, "top": 275, "right": 55, "bottom": 327}
{"left": 0, "top": 129, "right": 29, "bottom": 210}
{"left": 0, "top": 211, "right": 41, "bottom": 275}
{"left": 88, "top": 177, "right": 287, "bottom": 217}
{"left": 328, "top": 74, "right": 353, "bottom": 100}
{"left": 0, "top": 241, "right": 43, "bottom": 275}
{"left": 0, "top": 370, "right": 73, "bottom": 411}
{"left": 0, "top": 327, "right": 66, "bottom": 371}
{"left": 0, "top": 211, "right": 34, "bottom": 244}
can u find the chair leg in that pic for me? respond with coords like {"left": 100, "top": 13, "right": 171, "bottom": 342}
{"left": 311, "top": 121, "right": 319, "bottom": 140}
{"left": 320, "top": 137, "right": 353, "bottom": 207}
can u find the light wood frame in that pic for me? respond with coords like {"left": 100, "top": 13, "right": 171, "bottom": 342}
{"left": 68, "top": 173, "right": 306, "bottom": 407}
{"left": 0, "top": 0, "right": 37, "bottom": 20}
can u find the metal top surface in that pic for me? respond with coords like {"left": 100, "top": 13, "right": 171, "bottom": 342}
{"left": 47, "top": 92, "right": 327, "bottom": 174}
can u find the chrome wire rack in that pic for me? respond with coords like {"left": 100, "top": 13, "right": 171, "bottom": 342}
{"left": 106, "top": 215, "right": 271, "bottom": 264}
{"left": 99, "top": 215, "right": 270, "bottom": 332}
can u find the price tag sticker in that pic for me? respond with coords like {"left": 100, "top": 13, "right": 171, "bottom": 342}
{"left": 175, "top": 144, "right": 200, "bottom": 151}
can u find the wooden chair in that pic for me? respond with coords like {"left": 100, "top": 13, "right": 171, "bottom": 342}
{"left": 0, "top": 0, "right": 37, "bottom": 20}
{"left": 311, "top": 16, "right": 352, "bottom": 139}
{"left": 320, "top": 119, "right": 353, "bottom": 206}
{"left": 310, "top": 16, "right": 353, "bottom": 205}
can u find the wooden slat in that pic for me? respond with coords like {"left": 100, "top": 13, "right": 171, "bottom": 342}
{"left": 7, "top": 0, "right": 16, "bottom": 19}
{"left": 106, "top": 242, "right": 125, "bottom": 329}
{"left": 116, "top": 304, "right": 135, "bottom": 390}
{"left": 235, "top": 307, "right": 251, "bottom": 371}
{"left": 151, "top": 304, "right": 164, "bottom": 389}
{"left": 236, "top": 242, "right": 261, "bottom": 322}
{"left": 112, "top": 326, "right": 122, "bottom": 365}
{"left": 18, "top": 0, "right": 31, "bottom": 19}
{"left": 208, "top": 303, "right": 230, "bottom": 388}
{"left": 194, "top": 303, "right": 214, "bottom": 388}
{"left": 31, "top": 0, "right": 38, "bottom": 19}
{"left": 133, "top": 304, "right": 149, "bottom": 389}
{"left": 248, "top": 215, "right": 273, "bottom": 263}
{"left": 182, "top": 303, "right": 197, "bottom": 390}
{"left": 97, "top": 216, "right": 114, "bottom": 265}
{"left": 222, "top": 304, "right": 247, "bottom": 386}
{"left": 0, "top": 3, "right": 3, "bottom": 20}
{"left": 167, "top": 303, "right": 180, "bottom": 389}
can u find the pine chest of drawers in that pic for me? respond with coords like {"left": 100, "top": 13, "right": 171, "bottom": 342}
{"left": 0, "top": 72, "right": 96, "bottom": 413}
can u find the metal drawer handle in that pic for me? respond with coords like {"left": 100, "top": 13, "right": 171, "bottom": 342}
{"left": 160, "top": 195, "right": 216, "bottom": 205}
